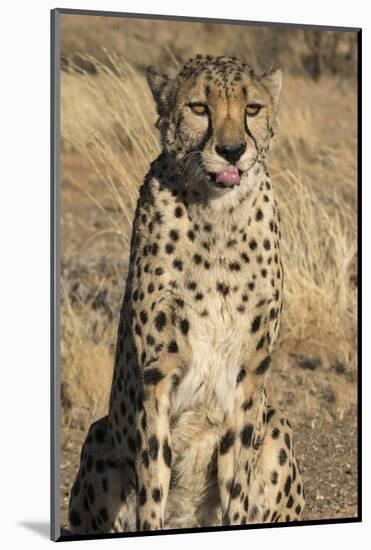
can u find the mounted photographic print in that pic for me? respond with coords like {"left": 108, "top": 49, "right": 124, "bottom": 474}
{"left": 51, "top": 8, "right": 361, "bottom": 542}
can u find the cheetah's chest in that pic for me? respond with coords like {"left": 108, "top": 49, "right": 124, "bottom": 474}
{"left": 170, "top": 273, "right": 262, "bottom": 423}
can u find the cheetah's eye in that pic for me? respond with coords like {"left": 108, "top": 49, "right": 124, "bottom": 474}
{"left": 245, "top": 103, "right": 262, "bottom": 117}
{"left": 188, "top": 103, "right": 208, "bottom": 116}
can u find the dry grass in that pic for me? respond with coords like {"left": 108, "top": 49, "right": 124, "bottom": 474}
{"left": 59, "top": 16, "right": 357, "bottom": 431}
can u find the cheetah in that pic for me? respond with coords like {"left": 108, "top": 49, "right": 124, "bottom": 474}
{"left": 68, "top": 54, "right": 305, "bottom": 534}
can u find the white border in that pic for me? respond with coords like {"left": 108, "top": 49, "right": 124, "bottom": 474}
{"left": 0, "top": 1, "right": 368, "bottom": 547}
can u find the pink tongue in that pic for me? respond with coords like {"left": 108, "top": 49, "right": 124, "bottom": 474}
{"left": 215, "top": 165, "right": 240, "bottom": 186}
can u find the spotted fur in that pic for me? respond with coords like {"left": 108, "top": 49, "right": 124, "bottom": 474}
{"left": 69, "top": 55, "right": 305, "bottom": 534}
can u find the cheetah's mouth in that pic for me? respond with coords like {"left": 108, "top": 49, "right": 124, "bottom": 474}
{"left": 208, "top": 166, "right": 242, "bottom": 189}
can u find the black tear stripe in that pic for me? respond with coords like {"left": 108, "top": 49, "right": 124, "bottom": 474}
{"left": 175, "top": 113, "right": 184, "bottom": 136}
{"left": 244, "top": 119, "right": 259, "bottom": 155}
{"left": 198, "top": 115, "right": 213, "bottom": 153}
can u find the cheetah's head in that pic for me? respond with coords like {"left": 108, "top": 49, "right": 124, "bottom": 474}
{"left": 147, "top": 55, "right": 282, "bottom": 195}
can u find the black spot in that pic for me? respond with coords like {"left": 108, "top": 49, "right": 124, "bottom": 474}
{"left": 187, "top": 230, "right": 195, "bottom": 241}
{"left": 269, "top": 308, "right": 277, "bottom": 320}
{"left": 297, "top": 483, "right": 302, "bottom": 495}
{"left": 229, "top": 261, "right": 241, "bottom": 271}
{"left": 255, "top": 356, "right": 271, "bottom": 375}
{"left": 143, "top": 368, "right": 165, "bottom": 385}
{"left": 151, "top": 242, "right": 159, "bottom": 256}
{"left": 287, "top": 495, "right": 294, "bottom": 508}
{"left": 227, "top": 480, "right": 241, "bottom": 499}
{"left": 174, "top": 206, "right": 183, "bottom": 218}
{"left": 87, "top": 483, "right": 95, "bottom": 504}
{"left": 142, "top": 450, "right": 149, "bottom": 468}
{"left": 99, "top": 507, "right": 108, "bottom": 523}
{"left": 217, "top": 281, "right": 229, "bottom": 296}
{"left": 154, "top": 211, "right": 163, "bottom": 224}
{"left": 95, "top": 428, "right": 105, "bottom": 444}
{"left": 243, "top": 495, "right": 249, "bottom": 512}
{"left": 139, "top": 486, "right": 147, "bottom": 506}
{"left": 147, "top": 435, "right": 159, "bottom": 462}
{"left": 148, "top": 282, "right": 154, "bottom": 293}
{"left": 251, "top": 315, "right": 261, "bottom": 333}
{"left": 165, "top": 243, "right": 174, "bottom": 254}
{"left": 180, "top": 319, "right": 189, "bottom": 335}
{"left": 193, "top": 253, "right": 202, "bottom": 265}
{"left": 169, "top": 229, "right": 179, "bottom": 241}
{"left": 284, "top": 475, "right": 292, "bottom": 497}
{"left": 187, "top": 280, "right": 197, "bottom": 290}
{"left": 152, "top": 488, "right": 161, "bottom": 502}
{"left": 204, "top": 223, "right": 212, "bottom": 232}
{"left": 86, "top": 455, "right": 93, "bottom": 472}
{"left": 140, "top": 310, "right": 148, "bottom": 325}
{"left": 220, "top": 430, "right": 235, "bottom": 454}
{"left": 168, "top": 339, "right": 178, "bottom": 353}
{"left": 195, "top": 292, "right": 204, "bottom": 300}
{"left": 263, "top": 239, "right": 271, "bottom": 250}
{"left": 69, "top": 509, "right": 81, "bottom": 527}
{"left": 271, "top": 471, "right": 278, "bottom": 485}
{"left": 146, "top": 334, "right": 155, "bottom": 346}
{"left": 242, "top": 398, "right": 253, "bottom": 411}
{"left": 173, "top": 258, "right": 183, "bottom": 270}
{"left": 237, "top": 368, "right": 247, "bottom": 383}
{"left": 249, "top": 239, "right": 257, "bottom": 250}
{"left": 272, "top": 427, "right": 280, "bottom": 439}
{"left": 241, "top": 252, "right": 250, "bottom": 263}
{"left": 141, "top": 411, "right": 147, "bottom": 432}
{"left": 241, "top": 423, "right": 254, "bottom": 447}
{"left": 250, "top": 505, "right": 258, "bottom": 520}
{"left": 279, "top": 448, "right": 288, "bottom": 465}
{"left": 276, "top": 491, "right": 282, "bottom": 504}
{"left": 154, "top": 311, "right": 167, "bottom": 331}
{"left": 295, "top": 504, "right": 302, "bottom": 516}
{"left": 256, "top": 335, "right": 265, "bottom": 350}
{"left": 163, "top": 438, "right": 172, "bottom": 467}
{"left": 285, "top": 433, "right": 291, "bottom": 449}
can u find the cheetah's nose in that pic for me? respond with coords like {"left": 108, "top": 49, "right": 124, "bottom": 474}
{"left": 215, "top": 143, "right": 247, "bottom": 164}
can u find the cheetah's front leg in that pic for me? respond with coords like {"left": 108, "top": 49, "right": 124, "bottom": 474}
{"left": 135, "top": 357, "right": 176, "bottom": 531}
{"left": 218, "top": 355, "right": 270, "bottom": 525}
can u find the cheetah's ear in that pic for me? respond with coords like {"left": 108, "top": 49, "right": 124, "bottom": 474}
{"left": 146, "top": 66, "right": 174, "bottom": 114}
{"left": 261, "top": 65, "right": 283, "bottom": 110}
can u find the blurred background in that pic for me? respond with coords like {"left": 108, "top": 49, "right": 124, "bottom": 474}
{"left": 59, "top": 13, "right": 358, "bottom": 529}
